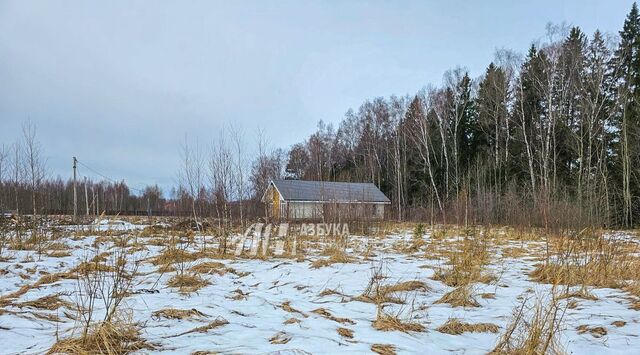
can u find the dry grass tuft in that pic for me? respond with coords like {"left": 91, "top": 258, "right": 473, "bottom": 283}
{"left": 491, "top": 291, "right": 566, "bottom": 355}
{"left": 318, "top": 288, "right": 348, "bottom": 297}
{"left": 557, "top": 287, "right": 598, "bottom": 301}
{"left": 152, "top": 308, "right": 206, "bottom": 320}
{"left": 73, "top": 261, "right": 117, "bottom": 276}
{"left": 530, "top": 232, "right": 640, "bottom": 295}
{"left": 18, "top": 294, "right": 72, "bottom": 311}
{"left": 435, "top": 286, "right": 480, "bottom": 308}
{"left": 372, "top": 311, "right": 425, "bottom": 333}
{"left": 337, "top": 327, "right": 354, "bottom": 338}
{"left": 431, "top": 232, "right": 495, "bottom": 287}
{"left": 311, "top": 308, "right": 355, "bottom": 325}
{"left": 371, "top": 344, "right": 396, "bottom": 355}
{"left": 283, "top": 317, "right": 301, "bottom": 325}
{"left": 280, "top": 301, "right": 308, "bottom": 318}
{"left": 311, "top": 245, "right": 353, "bottom": 268}
{"left": 190, "top": 262, "right": 244, "bottom": 277}
{"left": 380, "top": 280, "right": 429, "bottom": 294}
{"left": 229, "top": 288, "right": 249, "bottom": 300}
{"left": 48, "top": 318, "right": 154, "bottom": 354}
{"left": 436, "top": 318, "right": 499, "bottom": 335}
{"left": 47, "top": 250, "right": 72, "bottom": 258}
{"left": 269, "top": 331, "right": 292, "bottom": 344}
{"left": 576, "top": 325, "right": 607, "bottom": 338}
{"left": 150, "top": 247, "right": 197, "bottom": 266}
{"left": 611, "top": 320, "right": 626, "bottom": 327}
{"left": 167, "top": 274, "right": 210, "bottom": 293}
{"left": 171, "top": 317, "right": 229, "bottom": 337}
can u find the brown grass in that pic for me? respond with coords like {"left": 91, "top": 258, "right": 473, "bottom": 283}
{"left": 269, "top": 331, "right": 291, "bottom": 344}
{"left": 166, "top": 274, "right": 210, "bottom": 293}
{"left": 557, "top": 287, "right": 598, "bottom": 301}
{"left": 434, "top": 286, "right": 480, "bottom": 308}
{"left": 311, "top": 245, "right": 353, "bottom": 268}
{"left": 371, "top": 344, "right": 396, "bottom": 355}
{"left": 170, "top": 317, "right": 229, "bottom": 337}
{"left": 337, "top": 327, "right": 354, "bottom": 338}
{"left": 311, "top": 308, "right": 355, "bottom": 325}
{"left": 280, "top": 301, "right": 308, "bottom": 318}
{"left": 152, "top": 308, "right": 206, "bottom": 320}
{"left": 491, "top": 292, "right": 566, "bottom": 355}
{"left": 436, "top": 318, "right": 499, "bottom": 335}
{"left": 48, "top": 319, "right": 154, "bottom": 354}
{"left": 372, "top": 311, "right": 425, "bottom": 333}
{"left": 150, "top": 247, "right": 198, "bottom": 266}
{"left": 530, "top": 232, "right": 640, "bottom": 296}
{"left": 18, "top": 294, "right": 72, "bottom": 311}
{"left": 611, "top": 320, "right": 626, "bottom": 327}
{"left": 189, "top": 262, "right": 245, "bottom": 277}
{"left": 380, "top": 280, "right": 429, "bottom": 294}
{"left": 283, "top": 317, "right": 301, "bottom": 325}
{"left": 431, "top": 232, "right": 495, "bottom": 287}
{"left": 576, "top": 325, "right": 607, "bottom": 338}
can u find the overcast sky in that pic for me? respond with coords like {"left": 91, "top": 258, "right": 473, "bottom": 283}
{"left": 0, "top": 0, "right": 635, "bottom": 194}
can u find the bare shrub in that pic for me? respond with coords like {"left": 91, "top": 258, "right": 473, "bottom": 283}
{"left": 491, "top": 289, "right": 567, "bottom": 355}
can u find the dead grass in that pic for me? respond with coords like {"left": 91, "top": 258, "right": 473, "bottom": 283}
{"left": 557, "top": 287, "right": 598, "bottom": 301}
{"left": 166, "top": 274, "right": 210, "bottom": 293}
{"left": 431, "top": 232, "right": 495, "bottom": 287}
{"left": 530, "top": 232, "right": 640, "bottom": 296}
{"left": 283, "top": 317, "right": 301, "bottom": 325}
{"left": 48, "top": 318, "right": 154, "bottom": 354}
{"left": 150, "top": 247, "right": 198, "bottom": 266}
{"left": 311, "top": 308, "right": 355, "bottom": 325}
{"left": 311, "top": 245, "right": 353, "bottom": 268}
{"left": 371, "top": 344, "right": 396, "bottom": 355}
{"left": 436, "top": 318, "right": 499, "bottom": 335}
{"left": 372, "top": 311, "right": 425, "bottom": 333}
{"left": 491, "top": 291, "right": 566, "bottom": 355}
{"left": 17, "top": 294, "right": 72, "bottom": 310}
{"left": 152, "top": 308, "right": 206, "bottom": 320}
{"left": 611, "top": 320, "right": 626, "bottom": 327}
{"left": 337, "top": 327, "right": 354, "bottom": 338}
{"left": 269, "top": 331, "right": 291, "bottom": 344}
{"left": 0, "top": 272, "right": 73, "bottom": 304}
{"left": 280, "top": 301, "right": 308, "bottom": 318}
{"left": 189, "top": 261, "right": 244, "bottom": 276}
{"left": 380, "top": 280, "right": 429, "bottom": 294}
{"left": 576, "top": 325, "right": 607, "bottom": 338}
{"left": 170, "top": 317, "right": 229, "bottom": 337}
{"left": 434, "top": 286, "right": 480, "bottom": 308}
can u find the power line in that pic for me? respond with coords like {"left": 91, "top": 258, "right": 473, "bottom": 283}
{"left": 75, "top": 158, "right": 147, "bottom": 195}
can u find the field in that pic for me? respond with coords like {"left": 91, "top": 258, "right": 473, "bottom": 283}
{"left": 1, "top": 217, "right": 639, "bottom": 354}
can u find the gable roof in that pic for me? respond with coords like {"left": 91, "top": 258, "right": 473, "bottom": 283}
{"left": 270, "top": 179, "right": 390, "bottom": 203}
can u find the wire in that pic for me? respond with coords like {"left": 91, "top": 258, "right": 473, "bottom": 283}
{"left": 75, "top": 158, "right": 147, "bottom": 194}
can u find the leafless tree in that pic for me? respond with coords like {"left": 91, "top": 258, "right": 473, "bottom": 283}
{"left": 22, "top": 121, "right": 47, "bottom": 215}
{"left": 0, "top": 144, "right": 7, "bottom": 212}
{"left": 230, "top": 125, "right": 248, "bottom": 228}
{"left": 178, "top": 136, "right": 204, "bottom": 230}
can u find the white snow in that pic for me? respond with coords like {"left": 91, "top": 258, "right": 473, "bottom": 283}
{"left": 0, "top": 226, "right": 639, "bottom": 354}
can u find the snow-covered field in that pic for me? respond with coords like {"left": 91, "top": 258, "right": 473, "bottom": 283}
{"left": 0, "top": 220, "right": 639, "bottom": 354}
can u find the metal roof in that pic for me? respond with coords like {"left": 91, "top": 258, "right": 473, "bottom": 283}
{"left": 271, "top": 179, "right": 390, "bottom": 203}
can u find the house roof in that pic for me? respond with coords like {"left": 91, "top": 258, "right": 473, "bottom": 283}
{"left": 270, "top": 179, "right": 390, "bottom": 203}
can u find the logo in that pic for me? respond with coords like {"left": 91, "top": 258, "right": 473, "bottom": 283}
{"left": 233, "top": 222, "right": 350, "bottom": 256}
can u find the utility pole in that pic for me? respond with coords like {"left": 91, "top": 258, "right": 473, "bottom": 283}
{"left": 84, "top": 176, "right": 89, "bottom": 216}
{"left": 73, "top": 157, "right": 77, "bottom": 223}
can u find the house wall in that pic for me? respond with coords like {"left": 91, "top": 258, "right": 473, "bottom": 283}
{"left": 283, "top": 201, "right": 386, "bottom": 221}
{"left": 287, "top": 201, "right": 323, "bottom": 220}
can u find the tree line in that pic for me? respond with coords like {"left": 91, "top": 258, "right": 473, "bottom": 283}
{"left": 280, "top": 5, "right": 640, "bottom": 229}
{"left": 3, "top": 5, "right": 640, "bottom": 229}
